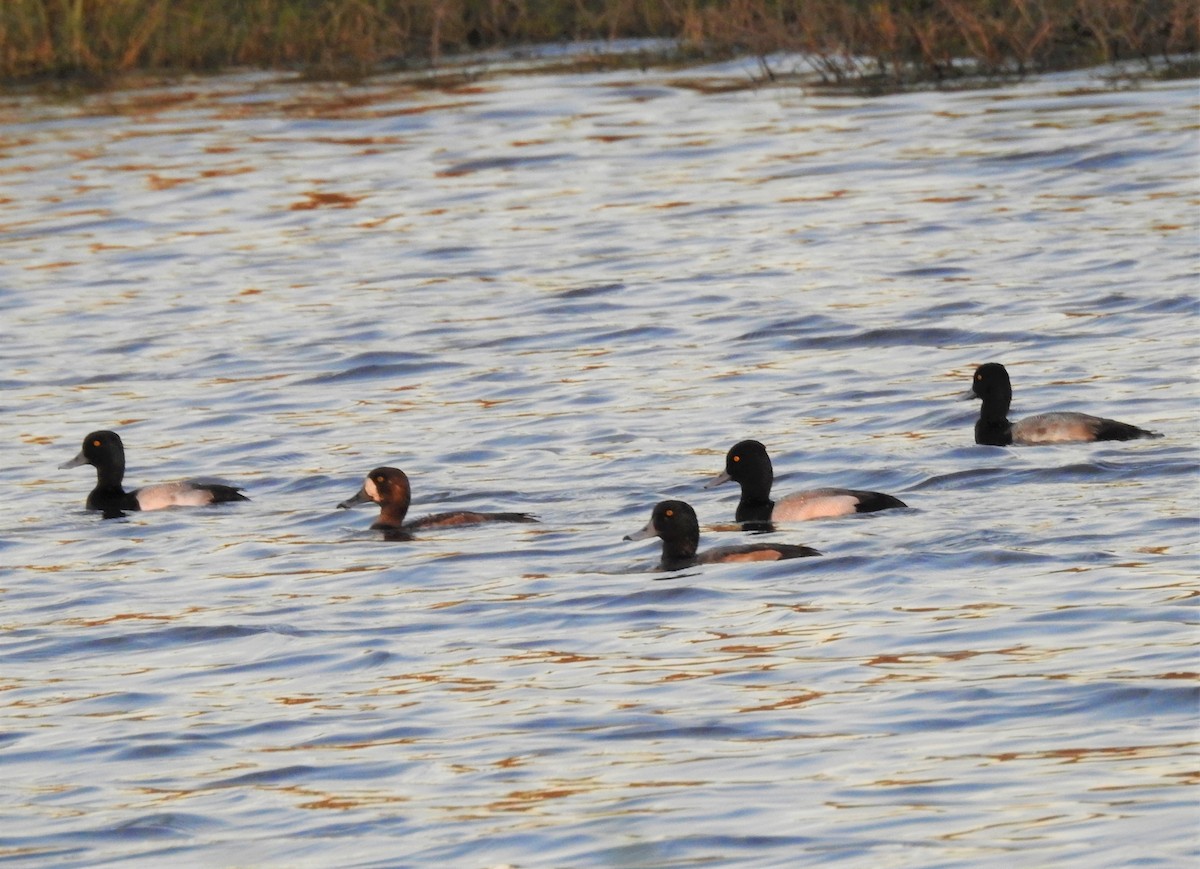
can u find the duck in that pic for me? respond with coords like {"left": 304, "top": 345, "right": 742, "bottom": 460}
{"left": 705, "top": 439, "right": 906, "bottom": 523}
{"left": 969, "top": 362, "right": 1162, "bottom": 446}
{"left": 625, "top": 499, "right": 820, "bottom": 571}
{"left": 337, "top": 466, "right": 536, "bottom": 534}
{"left": 60, "top": 429, "right": 249, "bottom": 517}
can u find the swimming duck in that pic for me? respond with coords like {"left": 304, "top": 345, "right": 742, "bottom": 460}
{"left": 338, "top": 466, "right": 536, "bottom": 534}
{"left": 706, "top": 439, "right": 906, "bottom": 523}
{"left": 625, "top": 499, "right": 820, "bottom": 571}
{"left": 969, "top": 363, "right": 1162, "bottom": 446}
{"left": 60, "top": 429, "right": 249, "bottom": 517}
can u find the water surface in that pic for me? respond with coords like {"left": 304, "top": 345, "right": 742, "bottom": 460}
{"left": 0, "top": 61, "right": 1196, "bottom": 866}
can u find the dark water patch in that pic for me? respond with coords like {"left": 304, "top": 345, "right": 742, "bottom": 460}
{"left": 589, "top": 324, "right": 680, "bottom": 344}
{"left": 903, "top": 222, "right": 955, "bottom": 235}
{"left": 555, "top": 282, "right": 626, "bottom": 299}
{"left": 735, "top": 314, "right": 850, "bottom": 342}
{"left": 104, "top": 337, "right": 162, "bottom": 355}
{"left": 4, "top": 623, "right": 272, "bottom": 662}
{"left": 939, "top": 547, "right": 1060, "bottom": 568}
{"left": 13, "top": 216, "right": 153, "bottom": 239}
{"left": 109, "top": 813, "right": 223, "bottom": 838}
{"left": 778, "top": 158, "right": 897, "bottom": 178}
{"left": 115, "top": 742, "right": 204, "bottom": 761}
{"left": 436, "top": 449, "right": 504, "bottom": 465}
{"left": 1058, "top": 259, "right": 1141, "bottom": 278}
{"left": 893, "top": 266, "right": 972, "bottom": 278}
{"left": 1040, "top": 681, "right": 1198, "bottom": 718}
{"left": 293, "top": 360, "right": 464, "bottom": 385}
{"left": 596, "top": 720, "right": 749, "bottom": 741}
{"left": 440, "top": 153, "right": 571, "bottom": 175}
{"left": 1068, "top": 291, "right": 1139, "bottom": 310}
{"left": 782, "top": 553, "right": 886, "bottom": 576}
{"left": 206, "top": 764, "right": 321, "bottom": 789}
{"left": 337, "top": 350, "right": 446, "bottom": 368}
{"left": 1129, "top": 294, "right": 1199, "bottom": 315}
{"left": 923, "top": 300, "right": 985, "bottom": 316}
{"left": 193, "top": 718, "right": 316, "bottom": 742}
{"left": 909, "top": 456, "right": 1180, "bottom": 493}
{"left": 186, "top": 412, "right": 256, "bottom": 430}
{"left": 976, "top": 144, "right": 1089, "bottom": 166}
{"left": 668, "top": 202, "right": 757, "bottom": 220}
{"left": 539, "top": 300, "right": 631, "bottom": 317}
{"left": 205, "top": 651, "right": 337, "bottom": 676}
{"left": 345, "top": 648, "right": 391, "bottom": 667}
{"left": 784, "top": 327, "right": 1006, "bottom": 351}
{"left": 73, "top": 370, "right": 161, "bottom": 385}
{"left": 551, "top": 584, "right": 730, "bottom": 612}
{"left": 1099, "top": 178, "right": 1175, "bottom": 195}
{"left": 1063, "top": 149, "right": 1168, "bottom": 171}
{"left": 414, "top": 245, "right": 479, "bottom": 260}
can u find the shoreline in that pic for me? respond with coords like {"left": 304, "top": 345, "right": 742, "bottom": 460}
{"left": 3, "top": 0, "right": 1196, "bottom": 94}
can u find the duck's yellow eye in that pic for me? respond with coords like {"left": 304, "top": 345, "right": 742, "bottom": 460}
{"left": 732, "top": 455, "right": 740, "bottom": 463}
{"left": 975, "top": 373, "right": 981, "bottom": 381}
{"left": 374, "top": 475, "right": 385, "bottom": 483}
{"left": 92, "top": 439, "right": 101, "bottom": 447}
{"left": 665, "top": 509, "right": 673, "bottom": 517}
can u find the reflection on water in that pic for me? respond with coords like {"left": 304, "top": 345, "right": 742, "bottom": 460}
{"left": 0, "top": 60, "right": 1196, "bottom": 866}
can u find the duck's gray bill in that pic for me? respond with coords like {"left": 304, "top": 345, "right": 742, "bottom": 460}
{"left": 58, "top": 451, "right": 87, "bottom": 470}
{"left": 624, "top": 520, "right": 657, "bottom": 542}
{"left": 337, "top": 487, "right": 372, "bottom": 509}
{"left": 703, "top": 470, "right": 731, "bottom": 489}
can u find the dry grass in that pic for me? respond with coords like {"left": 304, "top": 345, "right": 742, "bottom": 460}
{"left": 0, "top": 0, "right": 1195, "bottom": 86}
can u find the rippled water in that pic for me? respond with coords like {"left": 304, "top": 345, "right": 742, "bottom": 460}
{"left": 1, "top": 59, "right": 1197, "bottom": 866}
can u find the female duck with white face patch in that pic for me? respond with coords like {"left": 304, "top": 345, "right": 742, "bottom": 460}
{"left": 60, "top": 429, "right": 249, "bottom": 518}
{"left": 626, "top": 499, "right": 820, "bottom": 571}
{"left": 969, "top": 363, "right": 1162, "bottom": 446}
{"left": 337, "top": 467, "right": 536, "bottom": 536}
{"left": 706, "top": 439, "right": 906, "bottom": 525}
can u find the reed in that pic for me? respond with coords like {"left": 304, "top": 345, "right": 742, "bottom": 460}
{"left": 0, "top": 0, "right": 1194, "bottom": 86}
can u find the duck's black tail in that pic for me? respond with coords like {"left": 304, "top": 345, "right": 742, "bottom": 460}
{"left": 852, "top": 491, "right": 908, "bottom": 513}
{"left": 205, "top": 484, "right": 250, "bottom": 503}
{"left": 1093, "top": 419, "right": 1163, "bottom": 441}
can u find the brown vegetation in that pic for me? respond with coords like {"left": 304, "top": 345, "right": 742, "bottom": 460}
{"left": 0, "top": 0, "right": 1195, "bottom": 87}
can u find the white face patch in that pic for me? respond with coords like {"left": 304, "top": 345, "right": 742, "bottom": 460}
{"left": 363, "top": 476, "right": 381, "bottom": 502}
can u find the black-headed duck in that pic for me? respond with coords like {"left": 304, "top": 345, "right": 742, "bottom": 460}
{"left": 706, "top": 439, "right": 906, "bottom": 523}
{"left": 625, "top": 499, "right": 819, "bottom": 571}
{"left": 969, "top": 363, "right": 1161, "bottom": 446}
{"left": 60, "top": 429, "right": 248, "bottom": 517}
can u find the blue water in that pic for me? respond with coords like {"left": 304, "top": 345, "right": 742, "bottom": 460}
{"left": 0, "top": 59, "right": 1196, "bottom": 867}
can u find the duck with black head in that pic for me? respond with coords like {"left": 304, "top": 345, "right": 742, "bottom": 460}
{"left": 60, "top": 429, "right": 249, "bottom": 518}
{"left": 337, "top": 466, "right": 536, "bottom": 537}
{"left": 706, "top": 439, "right": 906, "bottom": 525}
{"left": 625, "top": 499, "right": 820, "bottom": 571}
{"left": 969, "top": 363, "right": 1162, "bottom": 446}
